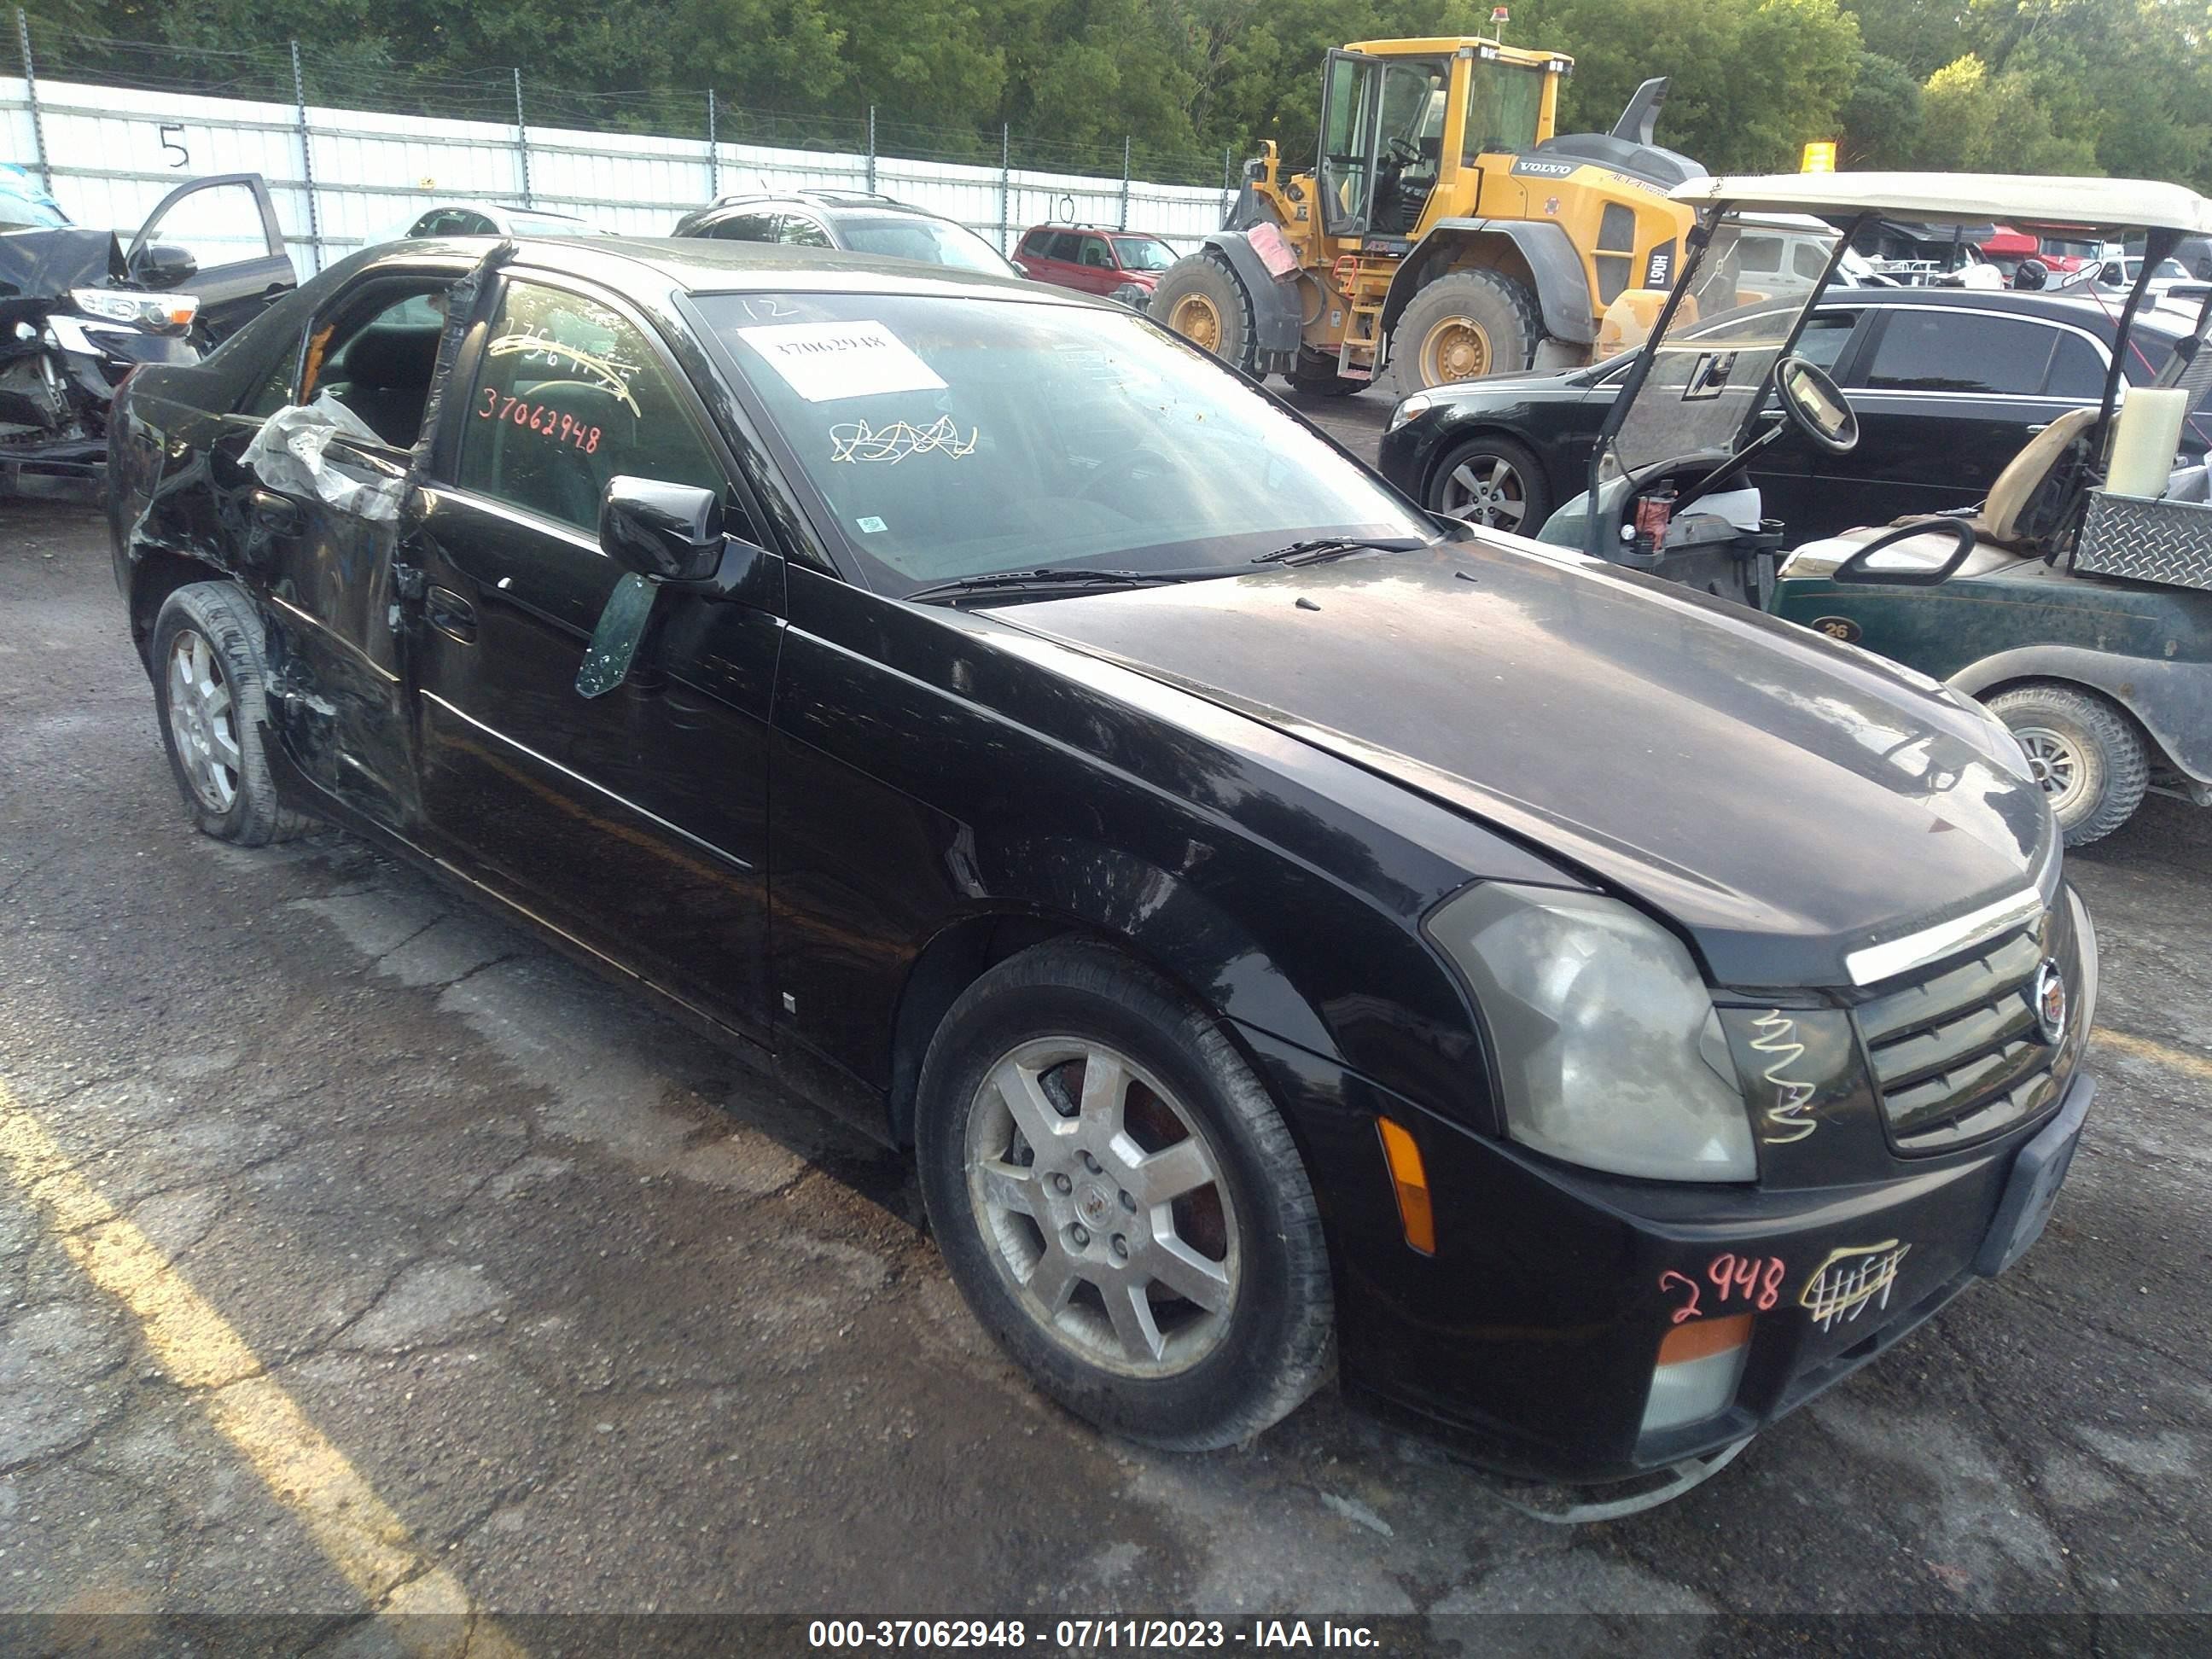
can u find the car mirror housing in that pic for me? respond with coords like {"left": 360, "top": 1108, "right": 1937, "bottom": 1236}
{"left": 599, "top": 475, "right": 725, "bottom": 583}
{"left": 130, "top": 241, "right": 200, "bottom": 290}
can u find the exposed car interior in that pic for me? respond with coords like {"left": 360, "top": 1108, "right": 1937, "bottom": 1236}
{"left": 309, "top": 285, "right": 454, "bottom": 448}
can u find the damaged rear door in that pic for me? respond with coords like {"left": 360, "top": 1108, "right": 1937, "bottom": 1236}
{"left": 229, "top": 259, "right": 479, "bottom": 828}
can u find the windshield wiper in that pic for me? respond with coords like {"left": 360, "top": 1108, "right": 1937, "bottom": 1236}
{"left": 900, "top": 567, "right": 1166, "bottom": 603}
{"left": 1251, "top": 537, "right": 1421, "bottom": 567}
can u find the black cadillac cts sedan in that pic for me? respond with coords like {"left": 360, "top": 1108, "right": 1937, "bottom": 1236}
{"left": 108, "top": 236, "right": 2096, "bottom": 1496}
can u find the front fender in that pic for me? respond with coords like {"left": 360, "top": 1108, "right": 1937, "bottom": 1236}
{"left": 1951, "top": 643, "right": 2212, "bottom": 783}
{"left": 1199, "top": 230, "right": 1303, "bottom": 369}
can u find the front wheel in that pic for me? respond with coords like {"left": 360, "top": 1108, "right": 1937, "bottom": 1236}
{"left": 1985, "top": 684, "right": 2149, "bottom": 847}
{"left": 1152, "top": 252, "right": 1256, "bottom": 375}
{"left": 1289, "top": 347, "right": 1365, "bottom": 398}
{"left": 1429, "top": 434, "right": 1551, "bottom": 534}
{"left": 915, "top": 940, "right": 1333, "bottom": 1449}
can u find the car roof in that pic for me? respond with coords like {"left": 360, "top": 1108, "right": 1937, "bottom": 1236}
{"left": 1817, "top": 284, "right": 2190, "bottom": 340}
{"left": 1681, "top": 172, "right": 2212, "bottom": 235}
{"left": 702, "top": 191, "right": 931, "bottom": 219}
{"left": 377, "top": 233, "right": 1095, "bottom": 306}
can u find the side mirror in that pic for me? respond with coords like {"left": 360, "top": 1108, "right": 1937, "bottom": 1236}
{"left": 131, "top": 242, "right": 200, "bottom": 289}
{"left": 600, "top": 475, "right": 724, "bottom": 582}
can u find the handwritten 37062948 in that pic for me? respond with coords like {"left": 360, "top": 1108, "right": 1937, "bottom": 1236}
{"left": 475, "top": 387, "right": 601, "bottom": 454}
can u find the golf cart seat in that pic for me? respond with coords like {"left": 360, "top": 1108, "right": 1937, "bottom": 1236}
{"left": 1781, "top": 406, "right": 2102, "bottom": 583}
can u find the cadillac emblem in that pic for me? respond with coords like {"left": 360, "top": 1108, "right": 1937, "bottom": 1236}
{"left": 2033, "top": 961, "right": 2067, "bottom": 1044}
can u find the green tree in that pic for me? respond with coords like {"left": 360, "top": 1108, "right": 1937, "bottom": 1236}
{"left": 1840, "top": 51, "right": 1923, "bottom": 166}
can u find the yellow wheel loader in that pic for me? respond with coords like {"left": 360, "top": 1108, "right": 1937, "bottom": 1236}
{"left": 1153, "top": 38, "right": 1703, "bottom": 397}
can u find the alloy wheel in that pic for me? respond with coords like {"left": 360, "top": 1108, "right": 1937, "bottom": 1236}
{"left": 166, "top": 627, "right": 240, "bottom": 814}
{"left": 964, "top": 1036, "right": 1240, "bottom": 1378}
{"left": 1441, "top": 453, "right": 1529, "bottom": 530}
{"left": 2013, "top": 725, "right": 2086, "bottom": 814}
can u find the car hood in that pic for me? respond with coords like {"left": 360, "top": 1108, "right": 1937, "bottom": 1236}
{"left": 992, "top": 541, "right": 2056, "bottom": 989}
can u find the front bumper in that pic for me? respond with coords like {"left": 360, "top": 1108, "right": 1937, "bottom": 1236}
{"left": 1241, "top": 1023, "right": 2094, "bottom": 1484}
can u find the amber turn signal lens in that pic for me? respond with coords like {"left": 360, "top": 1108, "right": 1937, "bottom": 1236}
{"left": 1376, "top": 1117, "right": 1435, "bottom": 1255}
{"left": 1655, "top": 1313, "right": 1754, "bottom": 1367}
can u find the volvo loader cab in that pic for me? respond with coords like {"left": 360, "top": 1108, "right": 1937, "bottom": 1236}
{"left": 1151, "top": 38, "right": 1703, "bottom": 396}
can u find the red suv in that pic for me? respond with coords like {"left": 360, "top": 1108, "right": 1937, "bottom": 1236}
{"left": 1013, "top": 224, "right": 1179, "bottom": 308}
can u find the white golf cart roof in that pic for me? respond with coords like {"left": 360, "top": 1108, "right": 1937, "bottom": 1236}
{"left": 1672, "top": 172, "right": 2212, "bottom": 235}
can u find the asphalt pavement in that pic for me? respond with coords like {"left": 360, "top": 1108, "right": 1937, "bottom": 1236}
{"left": 4, "top": 399, "right": 2211, "bottom": 1651}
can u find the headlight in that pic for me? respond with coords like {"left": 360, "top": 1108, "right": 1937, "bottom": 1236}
{"left": 1388, "top": 393, "right": 1436, "bottom": 432}
{"left": 1426, "top": 882, "right": 1755, "bottom": 1181}
{"left": 69, "top": 288, "right": 199, "bottom": 332}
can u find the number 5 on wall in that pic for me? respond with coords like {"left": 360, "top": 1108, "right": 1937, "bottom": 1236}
{"left": 160, "top": 124, "right": 189, "bottom": 169}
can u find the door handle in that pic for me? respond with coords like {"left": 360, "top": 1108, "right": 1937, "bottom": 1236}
{"left": 2026, "top": 422, "right": 2050, "bottom": 434}
{"left": 249, "top": 488, "right": 301, "bottom": 534}
{"left": 425, "top": 585, "right": 478, "bottom": 643}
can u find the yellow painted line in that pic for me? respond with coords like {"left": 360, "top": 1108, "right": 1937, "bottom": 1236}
{"left": 0, "top": 1079, "right": 523, "bottom": 1656}
{"left": 2093, "top": 1027, "right": 2212, "bottom": 1083}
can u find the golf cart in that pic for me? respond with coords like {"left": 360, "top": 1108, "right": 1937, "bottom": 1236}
{"left": 1536, "top": 172, "right": 2212, "bottom": 847}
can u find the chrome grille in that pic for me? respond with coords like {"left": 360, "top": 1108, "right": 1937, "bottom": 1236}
{"left": 1854, "top": 900, "right": 2076, "bottom": 1155}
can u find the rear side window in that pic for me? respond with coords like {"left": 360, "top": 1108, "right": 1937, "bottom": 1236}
{"left": 453, "top": 280, "right": 725, "bottom": 533}
{"left": 706, "top": 212, "right": 777, "bottom": 243}
{"left": 1016, "top": 230, "right": 1049, "bottom": 258}
{"left": 778, "top": 214, "right": 833, "bottom": 248}
{"left": 1046, "top": 231, "right": 1084, "bottom": 261}
{"left": 1862, "top": 312, "right": 2058, "bottom": 396}
{"left": 2045, "top": 333, "right": 2109, "bottom": 400}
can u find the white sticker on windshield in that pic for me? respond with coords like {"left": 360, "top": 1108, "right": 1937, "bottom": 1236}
{"left": 856, "top": 515, "right": 888, "bottom": 533}
{"left": 737, "top": 321, "right": 946, "bottom": 403}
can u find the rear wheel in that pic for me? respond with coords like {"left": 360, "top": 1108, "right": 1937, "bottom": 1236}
{"left": 1985, "top": 684, "right": 2149, "bottom": 847}
{"left": 1429, "top": 434, "right": 1551, "bottom": 534}
{"left": 1389, "top": 269, "right": 1543, "bottom": 396}
{"left": 915, "top": 940, "right": 1332, "bottom": 1449}
{"left": 150, "top": 581, "right": 316, "bottom": 846}
{"left": 1153, "top": 252, "right": 1256, "bottom": 375}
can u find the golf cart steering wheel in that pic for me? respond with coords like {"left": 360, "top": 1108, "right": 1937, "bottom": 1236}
{"left": 1773, "top": 354, "right": 1859, "bottom": 454}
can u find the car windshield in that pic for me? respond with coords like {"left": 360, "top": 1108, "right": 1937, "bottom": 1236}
{"left": 696, "top": 292, "right": 1430, "bottom": 593}
{"left": 1112, "top": 237, "right": 1176, "bottom": 271}
{"left": 1607, "top": 219, "right": 1841, "bottom": 480}
{"left": 838, "top": 217, "right": 1013, "bottom": 275}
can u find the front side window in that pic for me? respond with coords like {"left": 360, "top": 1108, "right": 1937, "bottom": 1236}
{"left": 454, "top": 280, "right": 725, "bottom": 533}
{"left": 311, "top": 286, "right": 455, "bottom": 448}
{"left": 1078, "top": 236, "right": 1113, "bottom": 269}
{"left": 137, "top": 179, "right": 275, "bottom": 273}
{"left": 1864, "top": 312, "right": 2058, "bottom": 396}
{"left": 699, "top": 292, "right": 1429, "bottom": 593}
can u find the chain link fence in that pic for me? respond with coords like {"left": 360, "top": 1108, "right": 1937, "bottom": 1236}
{"left": 9, "top": 15, "right": 1243, "bottom": 271}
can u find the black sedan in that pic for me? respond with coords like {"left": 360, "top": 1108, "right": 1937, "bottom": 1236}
{"left": 1381, "top": 287, "right": 2210, "bottom": 540}
{"left": 108, "top": 236, "right": 2094, "bottom": 1497}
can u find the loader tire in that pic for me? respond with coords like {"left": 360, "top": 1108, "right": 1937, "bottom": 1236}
{"left": 1389, "top": 270, "right": 1544, "bottom": 396}
{"left": 1155, "top": 252, "right": 1257, "bottom": 375}
{"left": 1289, "top": 348, "right": 1366, "bottom": 398}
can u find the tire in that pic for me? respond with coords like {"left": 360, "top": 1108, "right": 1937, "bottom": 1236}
{"left": 1388, "top": 269, "right": 1544, "bottom": 397}
{"left": 1428, "top": 434, "right": 1551, "bottom": 535}
{"left": 914, "top": 939, "right": 1333, "bottom": 1450}
{"left": 149, "top": 581, "right": 316, "bottom": 846}
{"left": 1289, "top": 348, "right": 1365, "bottom": 398}
{"left": 1152, "top": 251, "right": 1257, "bottom": 375}
{"left": 1984, "top": 684, "right": 2149, "bottom": 847}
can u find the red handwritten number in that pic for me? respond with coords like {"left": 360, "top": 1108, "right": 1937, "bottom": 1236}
{"left": 478, "top": 387, "right": 497, "bottom": 418}
{"left": 468, "top": 389, "right": 601, "bottom": 457}
{"left": 1678, "top": 1254, "right": 1787, "bottom": 1318}
{"left": 584, "top": 427, "right": 600, "bottom": 454}
{"left": 1657, "top": 1270, "right": 1703, "bottom": 1324}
